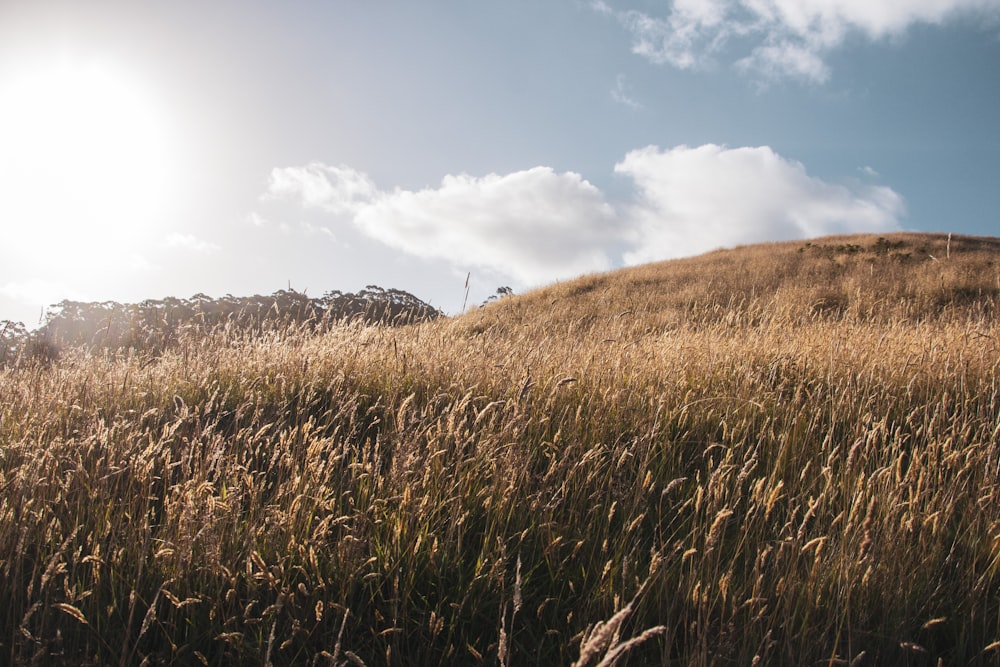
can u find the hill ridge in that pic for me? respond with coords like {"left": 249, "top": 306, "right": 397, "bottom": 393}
{"left": 464, "top": 232, "right": 999, "bottom": 333}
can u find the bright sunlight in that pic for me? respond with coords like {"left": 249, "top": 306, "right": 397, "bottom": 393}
{"left": 0, "top": 58, "right": 173, "bottom": 290}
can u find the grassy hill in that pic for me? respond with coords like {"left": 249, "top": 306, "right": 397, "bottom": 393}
{"left": 1, "top": 232, "right": 998, "bottom": 665}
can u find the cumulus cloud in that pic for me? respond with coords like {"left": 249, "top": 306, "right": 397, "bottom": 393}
{"left": 266, "top": 165, "right": 619, "bottom": 285}
{"left": 615, "top": 144, "right": 904, "bottom": 265}
{"left": 598, "top": 0, "right": 1000, "bottom": 82}
{"left": 264, "top": 145, "right": 904, "bottom": 288}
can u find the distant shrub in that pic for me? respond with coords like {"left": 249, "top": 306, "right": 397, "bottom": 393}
{"left": 0, "top": 320, "right": 27, "bottom": 366}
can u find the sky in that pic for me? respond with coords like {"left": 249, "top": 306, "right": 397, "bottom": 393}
{"left": 1, "top": 0, "right": 998, "bottom": 326}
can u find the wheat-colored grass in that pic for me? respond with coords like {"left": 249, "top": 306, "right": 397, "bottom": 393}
{"left": 1, "top": 233, "right": 998, "bottom": 665}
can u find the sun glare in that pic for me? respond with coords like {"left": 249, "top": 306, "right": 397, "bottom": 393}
{"left": 0, "top": 58, "right": 174, "bottom": 275}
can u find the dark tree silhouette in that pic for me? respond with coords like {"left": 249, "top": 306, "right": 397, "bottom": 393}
{"left": 482, "top": 286, "right": 514, "bottom": 306}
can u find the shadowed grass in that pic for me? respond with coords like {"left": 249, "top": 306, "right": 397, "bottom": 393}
{"left": 1, "top": 232, "right": 999, "bottom": 665}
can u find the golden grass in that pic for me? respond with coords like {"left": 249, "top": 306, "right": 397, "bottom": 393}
{"left": 1, "top": 232, "right": 998, "bottom": 665}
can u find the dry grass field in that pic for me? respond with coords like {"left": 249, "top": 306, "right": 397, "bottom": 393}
{"left": 1, "top": 232, "right": 999, "bottom": 665}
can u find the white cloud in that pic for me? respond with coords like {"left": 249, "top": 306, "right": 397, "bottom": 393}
{"left": 599, "top": 0, "right": 1000, "bottom": 82}
{"left": 615, "top": 144, "right": 904, "bottom": 265}
{"left": 736, "top": 41, "right": 831, "bottom": 84}
{"left": 264, "top": 146, "right": 904, "bottom": 288}
{"left": 166, "top": 232, "right": 222, "bottom": 255}
{"left": 266, "top": 165, "right": 620, "bottom": 285}
{"left": 613, "top": 0, "right": 743, "bottom": 70}
{"left": 267, "top": 162, "right": 377, "bottom": 214}
{"left": 354, "top": 169, "right": 619, "bottom": 284}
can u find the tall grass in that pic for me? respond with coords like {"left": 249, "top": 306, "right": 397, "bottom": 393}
{"left": 1, "top": 232, "right": 998, "bottom": 665}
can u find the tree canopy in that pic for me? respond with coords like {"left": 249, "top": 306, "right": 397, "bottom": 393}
{"left": 1, "top": 286, "right": 440, "bottom": 365}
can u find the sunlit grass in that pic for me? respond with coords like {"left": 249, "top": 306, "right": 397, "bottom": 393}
{"left": 1, "top": 232, "right": 998, "bottom": 665}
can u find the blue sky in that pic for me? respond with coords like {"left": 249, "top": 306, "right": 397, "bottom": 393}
{"left": 1, "top": 0, "right": 998, "bottom": 325}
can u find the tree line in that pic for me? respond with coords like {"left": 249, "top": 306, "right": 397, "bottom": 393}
{"left": 0, "top": 286, "right": 441, "bottom": 365}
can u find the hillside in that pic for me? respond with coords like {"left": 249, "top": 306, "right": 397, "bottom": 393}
{"left": 468, "top": 231, "right": 999, "bottom": 329}
{"left": 1, "top": 232, "right": 998, "bottom": 665}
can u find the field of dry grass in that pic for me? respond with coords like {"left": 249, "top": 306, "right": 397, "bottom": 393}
{"left": 1, "top": 232, "right": 999, "bottom": 665}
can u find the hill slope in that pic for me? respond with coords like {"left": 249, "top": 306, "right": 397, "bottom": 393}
{"left": 1, "top": 232, "right": 998, "bottom": 666}
{"left": 467, "top": 231, "right": 999, "bottom": 330}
